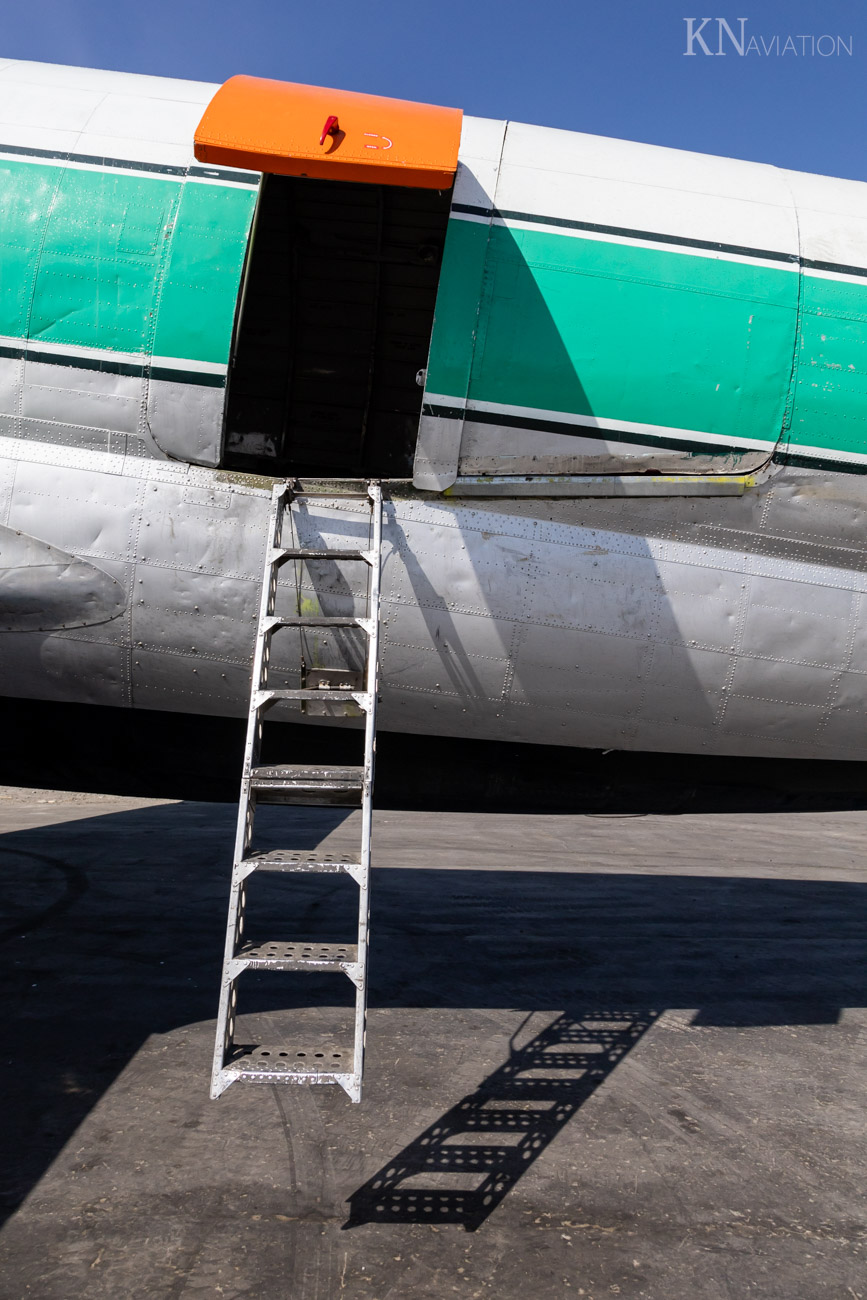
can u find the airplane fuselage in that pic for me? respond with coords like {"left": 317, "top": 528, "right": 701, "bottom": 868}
{"left": 2, "top": 60, "right": 867, "bottom": 761}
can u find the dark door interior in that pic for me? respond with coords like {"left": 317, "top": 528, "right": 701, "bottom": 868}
{"left": 222, "top": 173, "right": 452, "bottom": 479}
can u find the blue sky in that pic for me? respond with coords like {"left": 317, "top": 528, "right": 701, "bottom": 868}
{"left": 6, "top": 0, "right": 867, "bottom": 180}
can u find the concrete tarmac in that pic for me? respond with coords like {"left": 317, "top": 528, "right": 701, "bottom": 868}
{"left": 0, "top": 787, "right": 865, "bottom": 1299}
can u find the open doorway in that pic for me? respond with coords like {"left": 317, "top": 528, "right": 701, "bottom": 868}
{"left": 222, "top": 174, "right": 453, "bottom": 479}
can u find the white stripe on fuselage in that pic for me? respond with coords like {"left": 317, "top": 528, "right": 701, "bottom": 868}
{"left": 0, "top": 334, "right": 227, "bottom": 377}
{"left": 0, "top": 147, "right": 256, "bottom": 188}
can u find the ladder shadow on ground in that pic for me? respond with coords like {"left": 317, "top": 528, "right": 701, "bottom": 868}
{"left": 344, "top": 1007, "right": 657, "bottom": 1231}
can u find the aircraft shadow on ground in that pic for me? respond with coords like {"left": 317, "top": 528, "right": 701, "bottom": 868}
{"left": 5, "top": 694, "right": 867, "bottom": 814}
{"left": 1, "top": 800, "right": 865, "bottom": 1230}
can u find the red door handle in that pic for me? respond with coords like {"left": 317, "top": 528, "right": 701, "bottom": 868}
{"left": 320, "top": 115, "right": 340, "bottom": 146}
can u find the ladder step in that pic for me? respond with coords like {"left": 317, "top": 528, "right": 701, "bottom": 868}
{"left": 257, "top": 689, "right": 371, "bottom": 707}
{"left": 250, "top": 763, "right": 363, "bottom": 806}
{"left": 225, "top": 1045, "right": 352, "bottom": 1081}
{"left": 267, "top": 616, "right": 372, "bottom": 630}
{"left": 274, "top": 548, "right": 373, "bottom": 564}
{"left": 234, "top": 940, "right": 358, "bottom": 971}
{"left": 241, "top": 850, "right": 362, "bottom": 875}
{"left": 291, "top": 488, "right": 373, "bottom": 499}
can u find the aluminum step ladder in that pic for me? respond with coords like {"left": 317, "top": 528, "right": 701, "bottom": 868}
{"left": 211, "top": 479, "right": 383, "bottom": 1103}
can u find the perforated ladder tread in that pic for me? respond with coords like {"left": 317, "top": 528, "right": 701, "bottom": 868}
{"left": 225, "top": 1045, "right": 352, "bottom": 1079}
{"left": 234, "top": 940, "right": 358, "bottom": 970}
{"left": 241, "top": 849, "right": 362, "bottom": 874}
{"left": 250, "top": 764, "right": 363, "bottom": 807}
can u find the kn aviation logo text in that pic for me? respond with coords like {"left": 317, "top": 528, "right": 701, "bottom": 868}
{"left": 684, "top": 18, "right": 853, "bottom": 57}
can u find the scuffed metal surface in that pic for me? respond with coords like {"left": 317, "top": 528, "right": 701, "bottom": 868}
{"left": 446, "top": 473, "right": 753, "bottom": 497}
{"left": 457, "top": 428, "right": 771, "bottom": 478}
{"left": 0, "top": 525, "right": 126, "bottom": 632}
{"left": 2, "top": 432, "right": 867, "bottom": 759}
{"left": 146, "top": 379, "right": 225, "bottom": 468}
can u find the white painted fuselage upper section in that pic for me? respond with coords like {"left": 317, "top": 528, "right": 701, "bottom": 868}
{"left": 0, "top": 58, "right": 215, "bottom": 167}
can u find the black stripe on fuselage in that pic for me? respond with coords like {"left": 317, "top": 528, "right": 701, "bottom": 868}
{"left": 0, "top": 141, "right": 259, "bottom": 186}
{"left": 0, "top": 344, "right": 226, "bottom": 388}
{"left": 772, "top": 448, "right": 867, "bottom": 474}
{"left": 422, "top": 402, "right": 738, "bottom": 458}
{"left": 801, "top": 257, "right": 867, "bottom": 280}
{"left": 451, "top": 203, "right": 802, "bottom": 268}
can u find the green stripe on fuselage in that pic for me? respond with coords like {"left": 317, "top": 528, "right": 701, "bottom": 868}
{"left": 0, "top": 159, "right": 59, "bottom": 339}
{"left": 429, "top": 217, "right": 800, "bottom": 449}
{"left": 0, "top": 157, "right": 256, "bottom": 366}
{"left": 787, "top": 275, "right": 867, "bottom": 458}
{"left": 153, "top": 180, "right": 256, "bottom": 365}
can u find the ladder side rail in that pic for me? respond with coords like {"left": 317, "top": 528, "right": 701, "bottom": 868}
{"left": 352, "top": 482, "right": 384, "bottom": 1091}
{"left": 233, "top": 482, "right": 290, "bottom": 864}
{"left": 362, "top": 481, "right": 384, "bottom": 819}
{"left": 211, "top": 869, "right": 244, "bottom": 1096}
{"left": 213, "top": 481, "right": 290, "bottom": 1097}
